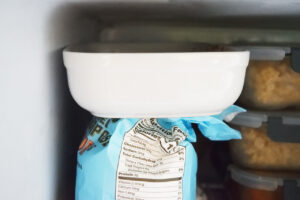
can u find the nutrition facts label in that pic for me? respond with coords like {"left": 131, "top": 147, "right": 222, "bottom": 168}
{"left": 116, "top": 119, "right": 186, "bottom": 200}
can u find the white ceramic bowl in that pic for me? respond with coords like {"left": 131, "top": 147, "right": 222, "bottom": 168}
{"left": 63, "top": 43, "right": 249, "bottom": 118}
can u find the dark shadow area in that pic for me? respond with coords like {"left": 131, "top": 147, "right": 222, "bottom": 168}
{"left": 69, "top": 1, "right": 300, "bottom": 30}
{"left": 193, "top": 124, "right": 231, "bottom": 183}
{"left": 193, "top": 124, "right": 231, "bottom": 200}
{"left": 51, "top": 49, "right": 91, "bottom": 200}
{"left": 48, "top": 4, "right": 99, "bottom": 200}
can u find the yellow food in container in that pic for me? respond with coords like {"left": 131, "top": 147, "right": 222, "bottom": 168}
{"left": 239, "top": 57, "right": 300, "bottom": 110}
{"left": 230, "top": 125, "right": 300, "bottom": 171}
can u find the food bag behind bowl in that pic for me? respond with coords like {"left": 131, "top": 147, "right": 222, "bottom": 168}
{"left": 76, "top": 106, "right": 245, "bottom": 200}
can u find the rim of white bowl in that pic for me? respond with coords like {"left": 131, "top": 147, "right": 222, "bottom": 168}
{"left": 63, "top": 42, "right": 250, "bottom": 54}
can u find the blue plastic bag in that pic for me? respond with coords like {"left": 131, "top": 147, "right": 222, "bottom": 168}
{"left": 76, "top": 106, "right": 245, "bottom": 200}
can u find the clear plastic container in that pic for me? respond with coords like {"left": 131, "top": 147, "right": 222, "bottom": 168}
{"left": 238, "top": 56, "right": 300, "bottom": 110}
{"left": 228, "top": 165, "right": 300, "bottom": 200}
{"left": 229, "top": 111, "right": 300, "bottom": 171}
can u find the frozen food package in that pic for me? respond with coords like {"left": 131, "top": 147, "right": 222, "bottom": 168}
{"left": 239, "top": 56, "right": 300, "bottom": 110}
{"left": 76, "top": 106, "right": 244, "bottom": 200}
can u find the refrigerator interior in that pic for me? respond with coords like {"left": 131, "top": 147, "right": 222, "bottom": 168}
{"left": 1, "top": 1, "right": 300, "bottom": 199}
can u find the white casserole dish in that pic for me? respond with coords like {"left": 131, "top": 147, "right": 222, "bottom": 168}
{"left": 63, "top": 43, "right": 249, "bottom": 118}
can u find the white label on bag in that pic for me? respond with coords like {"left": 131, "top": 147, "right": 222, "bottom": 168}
{"left": 116, "top": 119, "right": 187, "bottom": 200}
